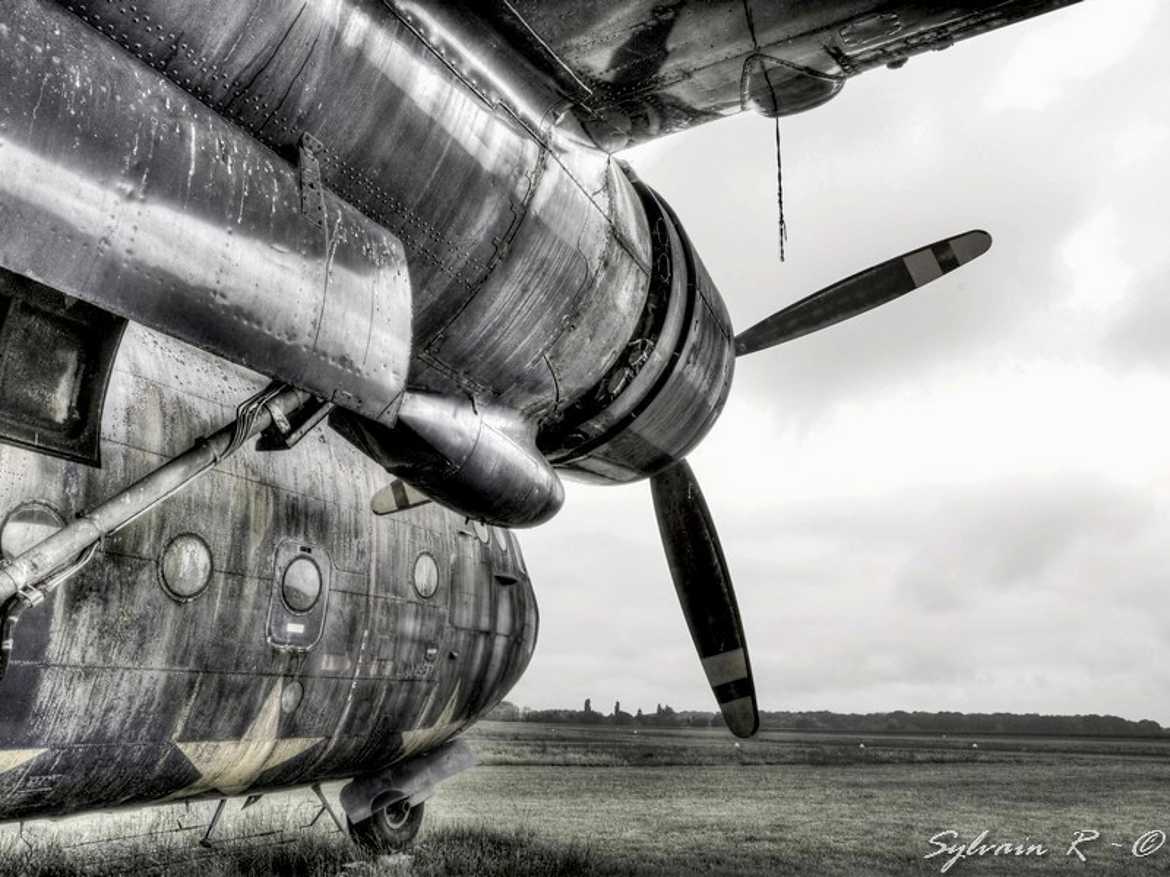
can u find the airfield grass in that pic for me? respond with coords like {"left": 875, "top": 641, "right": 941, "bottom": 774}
{"left": 4, "top": 721, "right": 1170, "bottom": 875}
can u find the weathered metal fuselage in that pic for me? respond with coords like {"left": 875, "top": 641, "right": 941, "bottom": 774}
{"left": 0, "top": 0, "right": 1082, "bottom": 825}
{"left": 0, "top": 320, "right": 537, "bottom": 820}
{"left": 0, "top": 0, "right": 726, "bottom": 824}
{"left": 0, "top": 0, "right": 738, "bottom": 496}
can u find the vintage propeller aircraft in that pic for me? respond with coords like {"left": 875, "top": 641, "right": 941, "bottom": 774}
{"left": 0, "top": 0, "right": 1078, "bottom": 851}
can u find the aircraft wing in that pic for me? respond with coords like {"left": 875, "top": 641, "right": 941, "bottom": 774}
{"left": 476, "top": 1, "right": 1081, "bottom": 150}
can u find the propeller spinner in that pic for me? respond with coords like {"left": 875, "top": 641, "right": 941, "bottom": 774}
{"left": 649, "top": 230, "right": 991, "bottom": 738}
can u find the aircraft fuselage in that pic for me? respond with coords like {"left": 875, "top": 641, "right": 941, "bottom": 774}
{"left": 0, "top": 0, "right": 1083, "bottom": 829}
{"left": 0, "top": 322, "right": 537, "bottom": 820}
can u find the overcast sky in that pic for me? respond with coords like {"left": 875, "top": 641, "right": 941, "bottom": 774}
{"left": 509, "top": 1, "right": 1170, "bottom": 723}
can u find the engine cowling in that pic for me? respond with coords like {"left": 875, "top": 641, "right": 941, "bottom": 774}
{"left": 538, "top": 181, "right": 735, "bottom": 484}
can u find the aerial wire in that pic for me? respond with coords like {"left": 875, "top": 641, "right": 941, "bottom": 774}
{"left": 741, "top": 0, "right": 786, "bottom": 261}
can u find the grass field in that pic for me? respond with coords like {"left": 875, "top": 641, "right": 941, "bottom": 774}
{"left": 4, "top": 721, "right": 1170, "bottom": 875}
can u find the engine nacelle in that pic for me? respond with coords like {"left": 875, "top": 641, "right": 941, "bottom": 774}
{"left": 538, "top": 182, "right": 735, "bottom": 484}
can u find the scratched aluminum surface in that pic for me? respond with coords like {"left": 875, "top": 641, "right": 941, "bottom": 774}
{"left": 46, "top": 0, "right": 654, "bottom": 420}
{"left": 0, "top": 0, "right": 737, "bottom": 488}
{"left": 0, "top": 323, "right": 536, "bottom": 820}
{"left": 0, "top": 1, "right": 412, "bottom": 423}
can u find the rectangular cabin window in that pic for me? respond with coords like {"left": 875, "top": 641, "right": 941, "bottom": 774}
{"left": 0, "top": 268, "right": 125, "bottom": 465}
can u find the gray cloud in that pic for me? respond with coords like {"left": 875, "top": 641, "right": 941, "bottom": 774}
{"left": 508, "top": 3, "right": 1170, "bottom": 725}
{"left": 628, "top": 3, "right": 1170, "bottom": 423}
{"left": 1103, "top": 265, "right": 1170, "bottom": 370}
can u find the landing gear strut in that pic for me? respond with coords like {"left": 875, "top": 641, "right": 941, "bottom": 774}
{"left": 338, "top": 739, "right": 474, "bottom": 852}
{"left": 348, "top": 799, "right": 425, "bottom": 853}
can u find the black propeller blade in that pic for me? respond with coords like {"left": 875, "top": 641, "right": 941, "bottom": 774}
{"left": 650, "top": 461, "right": 758, "bottom": 738}
{"left": 734, "top": 229, "right": 992, "bottom": 357}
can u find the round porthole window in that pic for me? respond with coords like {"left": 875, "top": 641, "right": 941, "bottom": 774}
{"left": 413, "top": 552, "right": 439, "bottom": 599}
{"left": 282, "top": 556, "right": 322, "bottom": 613}
{"left": 1, "top": 502, "right": 64, "bottom": 560}
{"left": 159, "top": 533, "right": 213, "bottom": 601}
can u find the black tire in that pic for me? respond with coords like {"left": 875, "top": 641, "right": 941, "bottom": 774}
{"left": 348, "top": 799, "right": 425, "bottom": 853}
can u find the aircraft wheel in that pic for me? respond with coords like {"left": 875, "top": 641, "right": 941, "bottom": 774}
{"left": 348, "top": 799, "right": 424, "bottom": 853}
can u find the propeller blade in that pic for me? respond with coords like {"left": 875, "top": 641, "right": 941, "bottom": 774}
{"left": 650, "top": 460, "right": 758, "bottom": 738}
{"left": 370, "top": 478, "right": 431, "bottom": 516}
{"left": 734, "top": 229, "right": 992, "bottom": 356}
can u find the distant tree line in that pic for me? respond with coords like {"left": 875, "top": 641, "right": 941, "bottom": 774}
{"left": 761, "top": 709, "right": 1165, "bottom": 738}
{"left": 484, "top": 700, "right": 1166, "bottom": 738}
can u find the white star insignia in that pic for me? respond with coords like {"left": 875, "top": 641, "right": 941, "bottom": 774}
{"left": 0, "top": 749, "right": 44, "bottom": 775}
{"left": 399, "top": 683, "right": 462, "bottom": 760}
{"left": 170, "top": 683, "right": 324, "bottom": 798}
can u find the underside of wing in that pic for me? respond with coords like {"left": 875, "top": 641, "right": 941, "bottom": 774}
{"left": 475, "top": 0, "right": 1081, "bottom": 150}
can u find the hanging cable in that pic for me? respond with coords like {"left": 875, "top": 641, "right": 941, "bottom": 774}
{"left": 741, "top": 0, "right": 786, "bottom": 261}
{"left": 773, "top": 114, "right": 786, "bottom": 261}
